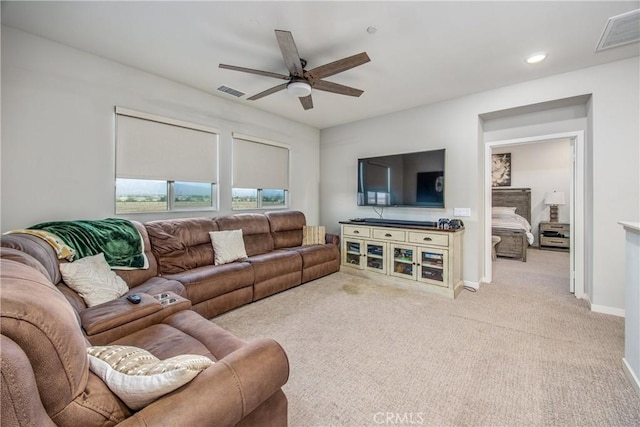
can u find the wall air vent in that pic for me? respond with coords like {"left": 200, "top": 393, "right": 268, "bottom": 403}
{"left": 217, "top": 85, "right": 245, "bottom": 98}
{"left": 595, "top": 9, "right": 640, "bottom": 52}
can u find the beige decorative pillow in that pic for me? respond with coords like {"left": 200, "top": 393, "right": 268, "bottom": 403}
{"left": 59, "top": 253, "right": 129, "bottom": 307}
{"left": 87, "top": 345, "right": 213, "bottom": 410}
{"left": 302, "top": 225, "right": 326, "bottom": 246}
{"left": 210, "top": 230, "right": 248, "bottom": 265}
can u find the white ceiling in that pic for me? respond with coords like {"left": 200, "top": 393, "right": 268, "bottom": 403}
{"left": 2, "top": 1, "right": 639, "bottom": 129}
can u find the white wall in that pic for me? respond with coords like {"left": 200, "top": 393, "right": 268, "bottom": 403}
{"left": 320, "top": 57, "right": 639, "bottom": 312}
{"left": 1, "top": 26, "right": 321, "bottom": 231}
{"left": 493, "top": 139, "right": 572, "bottom": 245}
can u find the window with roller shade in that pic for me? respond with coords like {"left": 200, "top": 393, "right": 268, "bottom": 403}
{"left": 115, "top": 108, "right": 219, "bottom": 213}
{"left": 232, "top": 133, "right": 289, "bottom": 210}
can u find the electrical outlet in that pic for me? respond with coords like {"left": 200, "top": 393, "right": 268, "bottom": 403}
{"left": 453, "top": 208, "right": 471, "bottom": 217}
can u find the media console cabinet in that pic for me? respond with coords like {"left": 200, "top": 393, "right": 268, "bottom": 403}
{"left": 339, "top": 220, "right": 464, "bottom": 298}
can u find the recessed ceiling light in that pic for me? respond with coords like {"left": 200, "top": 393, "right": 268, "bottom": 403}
{"left": 367, "top": 26, "right": 378, "bottom": 34}
{"left": 526, "top": 53, "right": 547, "bottom": 64}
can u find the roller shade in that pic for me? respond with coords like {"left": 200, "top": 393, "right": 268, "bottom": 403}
{"left": 233, "top": 136, "right": 289, "bottom": 190}
{"left": 116, "top": 112, "right": 218, "bottom": 182}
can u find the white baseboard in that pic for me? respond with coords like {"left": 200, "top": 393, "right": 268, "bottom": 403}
{"left": 590, "top": 303, "right": 625, "bottom": 317}
{"left": 463, "top": 280, "right": 480, "bottom": 290}
{"left": 623, "top": 358, "right": 640, "bottom": 398}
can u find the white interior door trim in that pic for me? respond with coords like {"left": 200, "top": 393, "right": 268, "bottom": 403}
{"left": 483, "top": 131, "right": 585, "bottom": 299}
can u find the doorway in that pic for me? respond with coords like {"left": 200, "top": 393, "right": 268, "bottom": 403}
{"left": 483, "top": 131, "right": 585, "bottom": 299}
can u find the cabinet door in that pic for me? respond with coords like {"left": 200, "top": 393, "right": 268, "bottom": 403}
{"left": 342, "top": 238, "right": 364, "bottom": 269}
{"left": 364, "top": 241, "right": 387, "bottom": 274}
{"left": 390, "top": 244, "right": 417, "bottom": 280}
{"left": 417, "top": 247, "right": 448, "bottom": 287}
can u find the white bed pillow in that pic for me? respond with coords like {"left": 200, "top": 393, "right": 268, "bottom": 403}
{"left": 492, "top": 206, "right": 518, "bottom": 217}
{"left": 209, "top": 230, "right": 248, "bottom": 265}
{"left": 59, "top": 253, "right": 129, "bottom": 307}
{"left": 87, "top": 345, "right": 212, "bottom": 410}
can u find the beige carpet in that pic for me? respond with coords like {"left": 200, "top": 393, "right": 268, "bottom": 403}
{"left": 214, "top": 249, "right": 640, "bottom": 426}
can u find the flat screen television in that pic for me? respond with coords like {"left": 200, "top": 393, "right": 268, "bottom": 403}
{"left": 357, "top": 149, "right": 445, "bottom": 208}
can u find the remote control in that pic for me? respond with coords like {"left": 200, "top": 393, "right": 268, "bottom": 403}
{"left": 126, "top": 294, "right": 141, "bottom": 304}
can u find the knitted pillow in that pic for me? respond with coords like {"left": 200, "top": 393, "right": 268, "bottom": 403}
{"left": 87, "top": 345, "right": 213, "bottom": 410}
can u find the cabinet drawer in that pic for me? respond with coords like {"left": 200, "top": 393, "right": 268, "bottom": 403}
{"left": 540, "top": 236, "right": 569, "bottom": 248}
{"left": 540, "top": 223, "right": 569, "bottom": 233}
{"left": 408, "top": 231, "right": 448, "bottom": 247}
{"left": 372, "top": 228, "right": 406, "bottom": 242}
{"left": 343, "top": 225, "right": 371, "bottom": 238}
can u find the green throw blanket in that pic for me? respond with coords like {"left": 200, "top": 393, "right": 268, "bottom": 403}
{"left": 29, "top": 218, "right": 147, "bottom": 269}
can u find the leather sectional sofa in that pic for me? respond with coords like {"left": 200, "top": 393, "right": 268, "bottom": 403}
{"left": 0, "top": 210, "right": 340, "bottom": 426}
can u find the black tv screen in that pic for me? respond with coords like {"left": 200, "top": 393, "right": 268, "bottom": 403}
{"left": 357, "top": 149, "right": 445, "bottom": 208}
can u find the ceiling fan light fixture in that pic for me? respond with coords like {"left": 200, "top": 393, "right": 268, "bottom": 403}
{"left": 287, "top": 80, "right": 312, "bottom": 97}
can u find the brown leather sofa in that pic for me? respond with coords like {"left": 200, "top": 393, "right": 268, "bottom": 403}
{"left": 1, "top": 248, "right": 289, "bottom": 426}
{"left": 146, "top": 210, "right": 340, "bottom": 318}
{"left": 0, "top": 210, "right": 338, "bottom": 426}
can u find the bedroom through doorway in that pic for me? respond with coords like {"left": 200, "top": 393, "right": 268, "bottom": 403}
{"left": 482, "top": 131, "right": 585, "bottom": 300}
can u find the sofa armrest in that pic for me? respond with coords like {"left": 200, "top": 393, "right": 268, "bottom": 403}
{"left": 81, "top": 293, "right": 191, "bottom": 345}
{"left": 0, "top": 335, "right": 57, "bottom": 427}
{"left": 326, "top": 232, "right": 340, "bottom": 246}
{"left": 118, "top": 338, "right": 289, "bottom": 426}
{"left": 80, "top": 294, "right": 163, "bottom": 335}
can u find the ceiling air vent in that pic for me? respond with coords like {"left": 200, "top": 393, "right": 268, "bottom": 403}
{"left": 217, "top": 85, "right": 245, "bottom": 98}
{"left": 595, "top": 9, "right": 640, "bottom": 52}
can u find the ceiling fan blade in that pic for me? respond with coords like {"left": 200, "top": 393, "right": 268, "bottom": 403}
{"left": 275, "top": 30, "right": 303, "bottom": 77}
{"left": 219, "top": 64, "right": 289, "bottom": 80}
{"left": 299, "top": 95, "right": 313, "bottom": 110}
{"left": 247, "top": 83, "right": 288, "bottom": 100}
{"left": 307, "top": 52, "right": 370, "bottom": 81}
{"left": 313, "top": 80, "right": 364, "bottom": 97}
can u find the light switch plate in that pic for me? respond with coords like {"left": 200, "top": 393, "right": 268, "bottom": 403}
{"left": 453, "top": 208, "right": 471, "bottom": 217}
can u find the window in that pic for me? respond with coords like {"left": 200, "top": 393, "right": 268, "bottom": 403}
{"left": 115, "top": 108, "right": 218, "bottom": 213}
{"left": 232, "top": 133, "right": 290, "bottom": 210}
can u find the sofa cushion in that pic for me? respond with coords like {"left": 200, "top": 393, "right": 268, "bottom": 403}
{"left": 265, "top": 210, "right": 305, "bottom": 249}
{"left": 210, "top": 230, "right": 248, "bottom": 265}
{"left": 145, "top": 218, "right": 218, "bottom": 274}
{"left": 87, "top": 345, "right": 212, "bottom": 410}
{"left": 59, "top": 253, "right": 130, "bottom": 307}
{"left": 215, "top": 214, "right": 274, "bottom": 257}
{"left": 163, "top": 262, "right": 254, "bottom": 305}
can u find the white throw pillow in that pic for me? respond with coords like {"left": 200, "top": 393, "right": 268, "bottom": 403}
{"left": 302, "top": 225, "right": 326, "bottom": 246}
{"left": 59, "top": 253, "right": 129, "bottom": 307}
{"left": 210, "top": 230, "right": 248, "bottom": 265}
{"left": 87, "top": 345, "right": 213, "bottom": 410}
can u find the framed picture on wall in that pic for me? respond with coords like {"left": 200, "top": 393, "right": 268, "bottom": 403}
{"left": 492, "top": 153, "right": 511, "bottom": 187}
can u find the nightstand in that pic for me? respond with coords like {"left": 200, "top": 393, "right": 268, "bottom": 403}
{"left": 539, "top": 222, "right": 570, "bottom": 251}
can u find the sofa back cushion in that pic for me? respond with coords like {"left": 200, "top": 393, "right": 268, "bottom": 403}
{"left": 265, "top": 211, "right": 306, "bottom": 249}
{"left": 145, "top": 218, "right": 218, "bottom": 274}
{"left": 114, "top": 220, "right": 158, "bottom": 287}
{"left": 215, "top": 214, "right": 274, "bottom": 257}
{"left": 0, "top": 255, "right": 128, "bottom": 424}
{"left": 1, "top": 233, "right": 62, "bottom": 284}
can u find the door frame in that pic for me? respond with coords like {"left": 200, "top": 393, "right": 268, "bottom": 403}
{"left": 483, "top": 131, "right": 585, "bottom": 299}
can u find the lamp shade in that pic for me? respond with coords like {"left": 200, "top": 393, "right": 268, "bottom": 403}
{"left": 287, "top": 81, "right": 312, "bottom": 97}
{"left": 544, "top": 191, "right": 566, "bottom": 205}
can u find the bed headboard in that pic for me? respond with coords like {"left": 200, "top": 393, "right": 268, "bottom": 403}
{"left": 492, "top": 188, "right": 531, "bottom": 224}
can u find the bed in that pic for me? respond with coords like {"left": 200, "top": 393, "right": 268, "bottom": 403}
{"left": 491, "top": 188, "right": 533, "bottom": 262}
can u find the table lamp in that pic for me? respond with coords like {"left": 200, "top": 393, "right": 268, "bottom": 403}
{"left": 544, "top": 191, "right": 565, "bottom": 222}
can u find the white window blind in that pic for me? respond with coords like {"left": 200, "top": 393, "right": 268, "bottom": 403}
{"left": 233, "top": 135, "right": 289, "bottom": 190}
{"left": 116, "top": 110, "right": 218, "bottom": 182}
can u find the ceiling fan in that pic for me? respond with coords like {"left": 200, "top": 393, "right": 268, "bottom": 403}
{"left": 219, "top": 30, "right": 370, "bottom": 110}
